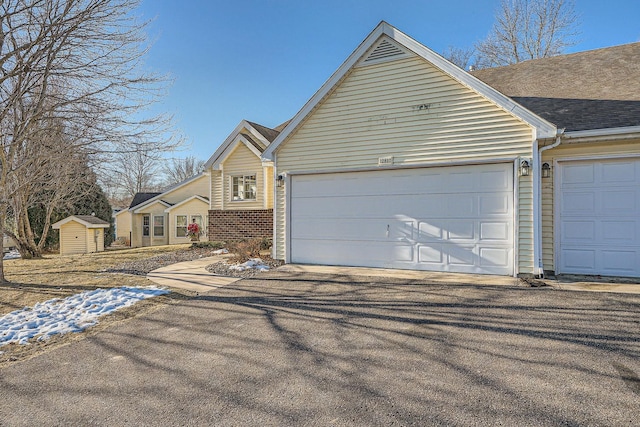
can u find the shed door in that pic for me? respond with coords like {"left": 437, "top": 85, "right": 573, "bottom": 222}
{"left": 289, "top": 163, "right": 514, "bottom": 275}
{"left": 557, "top": 158, "right": 640, "bottom": 277}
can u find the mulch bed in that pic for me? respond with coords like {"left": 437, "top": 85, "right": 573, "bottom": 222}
{"left": 104, "top": 247, "right": 224, "bottom": 276}
{"left": 206, "top": 258, "right": 284, "bottom": 278}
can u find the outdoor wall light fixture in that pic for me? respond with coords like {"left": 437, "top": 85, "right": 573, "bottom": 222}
{"left": 276, "top": 174, "right": 285, "bottom": 187}
{"left": 541, "top": 162, "right": 551, "bottom": 179}
{"left": 519, "top": 159, "right": 531, "bottom": 177}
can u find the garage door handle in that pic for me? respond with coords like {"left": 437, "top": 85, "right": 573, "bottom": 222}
{"left": 386, "top": 224, "right": 390, "bottom": 237}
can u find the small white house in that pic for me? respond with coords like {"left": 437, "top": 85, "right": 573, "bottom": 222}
{"left": 52, "top": 215, "right": 110, "bottom": 255}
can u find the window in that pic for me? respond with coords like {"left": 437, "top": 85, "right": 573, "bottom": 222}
{"left": 191, "top": 215, "right": 203, "bottom": 228}
{"left": 176, "top": 215, "right": 187, "bottom": 237}
{"left": 153, "top": 215, "right": 164, "bottom": 237}
{"left": 142, "top": 215, "right": 150, "bottom": 237}
{"left": 231, "top": 175, "right": 257, "bottom": 201}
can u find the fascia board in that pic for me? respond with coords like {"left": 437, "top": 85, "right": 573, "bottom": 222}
{"left": 133, "top": 199, "right": 172, "bottom": 214}
{"left": 204, "top": 120, "right": 267, "bottom": 168}
{"left": 263, "top": 22, "right": 388, "bottom": 160}
{"left": 210, "top": 134, "right": 262, "bottom": 170}
{"left": 564, "top": 126, "right": 640, "bottom": 141}
{"left": 263, "top": 21, "right": 556, "bottom": 160}
{"left": 132, "top": 173, "right": 206, "bottom": 211}
{"left": 163, "top": 195, "right": 209, "bottom": 213}
{"left": 52, "top": 216, "right": 110, "bottom": 229}
{"left": 204, "top": 120, "right": 254, "bottom": 168}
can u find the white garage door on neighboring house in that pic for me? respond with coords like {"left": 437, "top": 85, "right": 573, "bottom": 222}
{"left": 558, "top": 158, "right": 640, "bottom": 277}
{"left": 289, "top": 163, "right": 515, "bottom": 275}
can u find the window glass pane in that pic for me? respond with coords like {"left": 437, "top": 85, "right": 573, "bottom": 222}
{"left": 176, "top": 215, "right": 187, "bottom": 237}
{"left": 231, "top": 175, "right": 257, "bottom": 201}
{"left": 245, "top": 175, "right": 256, "bottom": 200}
{"left": 142, "top": 215, "right": 150, "bottom": 236}
{"left": 192, "top": 215, "right": 202, "bottom": 227}
{"left": 153, "top": 215, "right": 164, "bottom": 237}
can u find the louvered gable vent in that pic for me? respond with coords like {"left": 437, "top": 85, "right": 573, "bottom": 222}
{"left": 357, "top": 37, "right": 411, "bottom": 66}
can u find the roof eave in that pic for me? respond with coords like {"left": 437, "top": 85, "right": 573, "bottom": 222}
{"left": 563, "top": 126, "right": 640, "bottom": 143}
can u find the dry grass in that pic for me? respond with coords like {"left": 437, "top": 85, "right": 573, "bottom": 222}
{"left": 0, "top": 244, "right": 196, "bottom": 367}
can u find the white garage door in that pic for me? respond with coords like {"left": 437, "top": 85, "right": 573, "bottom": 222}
{"left": 558, "top": 158, "right": 640, "bottom": 277}
{"left": 289, "top": 163, "right": 514, "bottom": 275}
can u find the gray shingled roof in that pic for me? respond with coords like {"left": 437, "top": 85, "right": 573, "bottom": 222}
{"left": 471, "top": 42, "right": 640, "bottom": 131}
{"left": 129, "top": 192, "right": 161, "bottom": 209}
{"left": 240, "top": 132, "right": 266, "bottom": 152}
{"left": 246, "top": 121, "right": 280, "bottom": 142}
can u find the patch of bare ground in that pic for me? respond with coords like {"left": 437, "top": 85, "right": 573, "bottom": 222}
{"left": 0, "top": 244, "right": 216, "bottom": 368}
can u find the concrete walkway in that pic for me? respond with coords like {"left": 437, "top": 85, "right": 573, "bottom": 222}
{"left": 148, "top": 257, "right": 640, "bottom": 295}
{"left": 147, "top": 256, "right": 240, "bottom": 293}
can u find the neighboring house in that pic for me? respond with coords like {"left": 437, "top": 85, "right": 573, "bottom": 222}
{"left": 263, "top": 21, "right": 640, "bottom": 278}
{"left": 114, "top": 174, "right": 210, "bottom": 247}
{"left": 52, "top": 215, "right": 110, "bottom": 255}
{"left": 204, "top": 120, "right": 282, "bottom": 241}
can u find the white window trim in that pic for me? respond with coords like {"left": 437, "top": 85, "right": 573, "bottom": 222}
{"left": 230, "top": 173, "right": 257, "bottom": 202}
{"left": 142, "top": 215, "right": 150, "bottom": 237}
{"left": 152, "top": 214, "right": 165, "bottom": 238}
{"left": 175, "top": 214, "right": 188, "bottom": 238}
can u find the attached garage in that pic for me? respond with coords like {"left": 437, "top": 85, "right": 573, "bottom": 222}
{"left": 289, "top": 163, "right": 515, "bottom": 275}
{"left": 556, "top": 157, "right": 640, "bottom": 277}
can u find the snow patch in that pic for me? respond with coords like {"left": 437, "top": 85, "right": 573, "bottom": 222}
{"left": 213, "top": 248, "right": 229, "bottom": 255}
{"left": 228, "top": 258, "right": 270, "bottom": 272}
{"left": 3, "top": 250, "right": 20, "bottom": 260}
{"left": 0, "top": 286, "right": 169, "bottom": 347}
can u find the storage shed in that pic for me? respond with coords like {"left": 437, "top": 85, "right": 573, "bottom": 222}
{"left": 52, "top": 215, "right": 111, "bottom": 255}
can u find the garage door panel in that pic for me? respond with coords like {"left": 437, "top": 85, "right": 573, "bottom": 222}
{"left": 601, "top": 161, "right": 636, "bottom": 182}
{"left": 290, "top": 163, "right": 514, "bottom": 275}
{"left": 479, "top": 247, "right": 512, "bottom": 268}
{"left": 558, "top": 158, "right": 640, "bottom": 277}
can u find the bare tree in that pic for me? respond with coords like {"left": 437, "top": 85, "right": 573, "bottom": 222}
{"left": 162, "top": 155, "right": 205, "bottom": 186}
{"left": 113, "top": 149, "right": 164, "bottom": 200}
{"left": 0, "top": 0, "right": 181, "bottom": 281}
{"left": 442, "top": 46, "right": 476, "bottom": 70}
{"left": 475, "top": 0, "right": 579, "bottom": 68}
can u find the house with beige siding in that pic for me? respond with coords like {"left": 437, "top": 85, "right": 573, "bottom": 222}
{"left": 113, "top": 120, "right": 283, "bottom": 247}
{"left": 114, "top": 174, "right": 210, "bottom": 247}
{"left": 263, "top": 21, "right": 640, "bottom": 278}
{"left": 205, "top": 120, "right": 282, "bottom": 241}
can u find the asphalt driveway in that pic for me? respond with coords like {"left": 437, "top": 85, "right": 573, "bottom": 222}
{"left": 1, "top": 272, "right": 639, "bottom": 426}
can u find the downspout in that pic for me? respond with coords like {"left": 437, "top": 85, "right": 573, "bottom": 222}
{"left": 534, "top": 128, "right": 565, "bottom": 277}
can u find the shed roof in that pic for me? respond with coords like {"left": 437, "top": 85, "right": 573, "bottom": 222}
{"left": 52, "top": 215, "right": 110, "bottom": 229}
{"left": 472, "top": 42, "right": 640, "bottom": 132}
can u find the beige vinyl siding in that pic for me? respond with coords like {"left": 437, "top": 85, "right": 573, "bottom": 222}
{"left": 162, "top": 175, "right": 209, "bottom": 205}
{"left": 59, "top": 221, "right": 87, "bottom": 255}
{"left": 274, "top": 55, "right": 535, "bottom": 272}
{"left": 210, "top": 170, "right": 223, "bottom": 209}
{"left": 167, "top": 198, "right": 210, "bottom": 244}
{"left": 540, "top": 139, "right": 640, "bottom": 272}
{"left": 114, "top": 211, "right": 132, "bottom": 244}
{"left": 222, "top": 143, "right": 265, "bottom": 210}
{"left": 131, "top": 213, "right": 142, "bottom": 247}
{"left": 264, "top": 165, "right": 274, "bottom": 209}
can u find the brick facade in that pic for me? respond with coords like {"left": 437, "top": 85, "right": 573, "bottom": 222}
{"left": 208, "top": 209, "right": 273, "bottom": 242}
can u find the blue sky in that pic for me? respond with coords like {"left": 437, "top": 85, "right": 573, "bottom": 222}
{"left": 137, "top": 0, "right": 640, "bottom": 161}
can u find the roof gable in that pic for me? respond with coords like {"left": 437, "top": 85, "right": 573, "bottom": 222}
{"left": 205, "top": 120, "right": 279, "bottom": 169}
{"left": 130, "top": 173, "right": 207, "bottom": 212}
{"left": 52, "top": 215, "right": 110, "bottom": 229}
{"left": 133, "top": 199, "right": 172, "bottom": 213}
{"left": 163, "top": 195, "right": 209, "bottom": 212}
{"left": 263, "top": 21, "right": 556, "bottom": 160}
